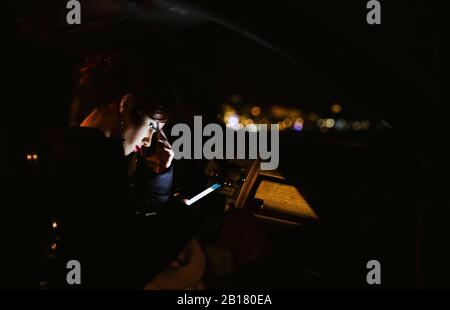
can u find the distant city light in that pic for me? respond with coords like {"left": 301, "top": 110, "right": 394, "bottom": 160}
{"left": 325, "top": 118, "right": 335, "bottom": 128}
{"left": 352, "top": 121, "right": 362, "bottom": 131}
{"left": 251, "top": 106, "right": 261, "bottom": 116}
{"left": 293, "top": 124, "right": 303, "bottom": 132}
{"left": 52, "top": 221, "right": 58, "bottom": 229}
{"left": 283, "top": 118, "right": 292, "bottom": 128}
{"left": 331, "top": 103, "right": 343, "bottom": 114}
{"left": 361, "top": 120, "right": 370, "bottom": 130}
{"left": 27, "top": 153, "right": 38, "bottom": 161}
{"left": 335, "top": 119, "right": 347, "bottom": 131}
{"left": 227, "top": 115, "right": 239, "bottom": 127}
{"left": 244, "top": 118, "right": 254, "bottom": 126}
{"left": 219, "top": 98, "right": 377, "bottom": 134}
{"left": 293, "top": 117, "right": 304, "bottom": 132}
{"left": 317, "top": 119, "right": 325, "bottom": 128}
{"left": 271, "top": 105, "right": 284, "bottom": 118}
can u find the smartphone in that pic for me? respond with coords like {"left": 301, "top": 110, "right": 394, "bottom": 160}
{"left": 184, "top": 183, "right": 222, "bottom": 206}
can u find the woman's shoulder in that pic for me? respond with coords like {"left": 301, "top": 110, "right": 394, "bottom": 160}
{"left": 51, "top": 126, "right": 106, "bottom": 144}
{"left": 50, "top": 126, "right": 120, "bottom": 160}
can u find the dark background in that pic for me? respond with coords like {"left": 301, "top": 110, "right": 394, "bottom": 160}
{"left": 3, "top": 0, "right": 448, "bottom": 288}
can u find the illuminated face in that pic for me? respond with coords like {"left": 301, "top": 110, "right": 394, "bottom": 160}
{"left": 123, "top": 115, "right": 166, "bottom": 156}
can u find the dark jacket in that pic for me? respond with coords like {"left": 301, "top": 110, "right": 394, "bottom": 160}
{"left": 48, "top": 127, "right": 194, "bottom": 289}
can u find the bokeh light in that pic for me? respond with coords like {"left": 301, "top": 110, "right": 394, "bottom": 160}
{"left": 325, "top": 118, "right": 335, "bottom": 128}
{"left": 283, "top": 118, "right": 292, "bottom": 128}
{"left": 251, "top": 106, "right": 261, "bottom": 116}
{"left": 352, "top": 121, "right": 362, "bottom": 131}
{"left": 331, "top": 103, "right": 343, "bottom": 114}
{"left": 293, "top": 117, "right": 304, "bottom": 132}
{"left": 227, "top": 115, "right": 239, "bottom": 128}
{"left": 361, "top": 120, "right": 370, "bottom": 130}
{"left": 335, "top": 119, "right": 346, "bottom": 131}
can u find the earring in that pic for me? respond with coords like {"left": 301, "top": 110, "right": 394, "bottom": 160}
{"left": 121, "top": 119, "right": 126, "bottom": 144}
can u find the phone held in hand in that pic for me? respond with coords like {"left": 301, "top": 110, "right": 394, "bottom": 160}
{"left": 184, "top": 183, "right": 222, "bottom": 206}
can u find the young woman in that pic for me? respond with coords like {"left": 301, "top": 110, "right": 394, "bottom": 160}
{"left": 48, "top": 53, "right": 204, "bottom": 289}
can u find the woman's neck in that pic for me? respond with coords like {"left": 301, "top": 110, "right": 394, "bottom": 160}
{"left": 80, "top": 108, "right": 117, "bottom": 138}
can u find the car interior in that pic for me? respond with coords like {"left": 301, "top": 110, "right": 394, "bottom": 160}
{"left": 5, "top": 0, "right": 448, "bottom": 289}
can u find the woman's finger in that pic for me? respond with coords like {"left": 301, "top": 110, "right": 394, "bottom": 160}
{"left": 158, "top": 139, "right": 172, "bottom": 148}
{"left": 158, "top": 128, "right": 169, "bottom": 141}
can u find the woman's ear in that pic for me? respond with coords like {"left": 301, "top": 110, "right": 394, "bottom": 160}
{"left": 118, "top": 93, "right": 136, "bottom": 114}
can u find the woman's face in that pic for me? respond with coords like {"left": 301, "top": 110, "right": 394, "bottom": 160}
{"left": 123, "top": 114, "right": 166, "bottom": 156}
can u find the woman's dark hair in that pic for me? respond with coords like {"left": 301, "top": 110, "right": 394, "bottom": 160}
{"left": 73, "top": 53, "right": 172, "bottom": 123}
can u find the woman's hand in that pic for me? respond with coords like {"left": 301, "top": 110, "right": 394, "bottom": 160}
{"left": 144, "top": 129, "right": 174, "bottom": 174}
